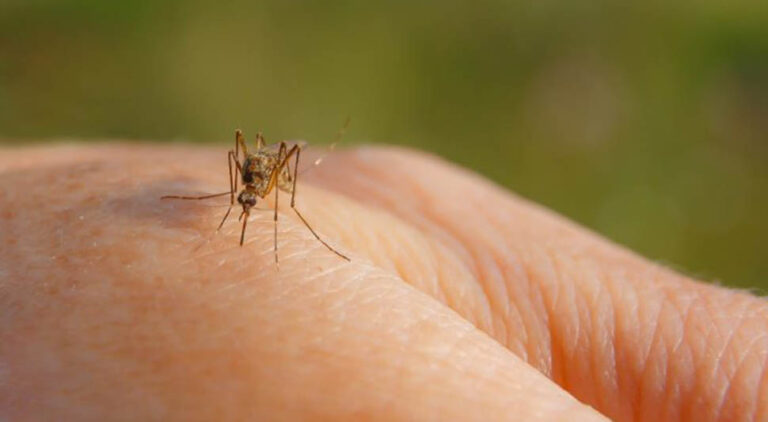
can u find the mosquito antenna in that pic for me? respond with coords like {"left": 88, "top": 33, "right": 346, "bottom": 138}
{"left": 333, "top": 116, "right": 351, "bottom": 145}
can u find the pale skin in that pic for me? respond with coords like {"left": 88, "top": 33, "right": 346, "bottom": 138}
{"left": 0, "top": 144, "right": 766, "bottom": 421}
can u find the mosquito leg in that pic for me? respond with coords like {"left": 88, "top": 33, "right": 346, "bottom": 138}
{"left": 216, "top": 149, "right": 239, "bottom": 231}
{"left": 228, "top": 149, "right": 235, "bottom": 202}
{"left": 277, "top": 140, "right": 288, "bottom": 159}
{"left": 288, "top": 146, "right": 350, "bottom": 261}
{"left": 234, "top": 130, "right": 247, "bottom": 197}
{"left": 271, "top": 141, "right": 289, "bottom": 266}
{"left": 218, "top": 146, "right": 245, "bottom": 232}
{"left": 162, "top": 146, "right": 242, "bottom": 203}
{"left": 274, "top": 176, "right": 279, "bottom": 265}
{"left": 285, "top": 159, "right": 292, "bottom": 183}
{"left": 278, "top": 143, "right": 298, "bottom": 168}
{"left": 228, "top": 150, "right": 243, "bottom": 194}
{"left": 161, "top": 192, "right": 231, "bottom": 200}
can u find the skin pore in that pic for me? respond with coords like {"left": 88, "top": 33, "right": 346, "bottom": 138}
{"left": 1, "top": 144, "right": 766, "bottom": 421}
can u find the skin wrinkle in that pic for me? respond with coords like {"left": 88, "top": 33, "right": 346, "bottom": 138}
{"left": 721, "top": 333, "right": 768, "bottom": 420}
{"left": 636, "top": 285, "right": 672, "bottom": 421}
{"left": 606, "top": 267, "right": 644, "bottom": 421}
{"left": 665, "top": 299, "right": 687, "bottom": 421}
{"left": 656, "top": 284, "right": 701, "bottom": 421}
{"left": 343, "top": 149, "right": 579, "bottom": 380}
{"left": 457, "top": 231, "right": 524, "bottom": 357}
{"left": 661, "top": 304, "right": 688, "bottom": 421}
{"left": 656, "top": 299, "right": 681, "bottom": 421}
{"left": 342, "top": 148, "right": 483, "bottom": 281}
{"left": 413, "top": 202, "right": 480, "bottom": 324}
{"left": 311, "top": 147, "right": 768, "bottom": 421}
{"left": 676, "top": 335, "right": 698, "bottom": 422}
{"left": 726, "top": 310, "right": 768, "bottom": 420}
{"left": 419, "top": 240, "right": 474, "bottom": 325}
{"left": 328, "top": 264, "right": 536, "bottom": 416}
{"left": 534, "top": 247, "right": 570, "bottom": 387}
{"left": 477, "top": 202, "right": 552, "bottom": 370}
{"left": 571, "top": 255, "right": 602, "bottom": 409}
{"left": 710, "top": 300, "right": 751, "bottom": 420}
{"left": 309, "top": 186, "right": 479, "bottom": 319}
{"left": 487, "top": 254, "right": 521, "bottom": 356}
{"left": 593, "top": 266, "right": 619, "bottom": 417}
{"left": 551, "top": 251, "right": 592, "bottom": 401}
{"left": 299, "top": 162, "right": 465, "bottom": 312}
{"left": 756, "top": 349, "right": 768, "bottom": 420}
{"left": 385, "top": 225, "right": 424, "bottom": 296}
{"left": 331, "top": 152, "right": 514, "bottom": 353}
{"left": 688, "top": 292, "right": 728, "bottom": 421}
{"left": 698, "top": 293, "right": 734, "bottom": 421}
{"left": 540, "top": 218, "right": 752, "bottom": 422}
{"left": 424, "top": 242, "right": 453, "bottom": 317}
{"left": 360, "top": 150, "right": 543, "bottom": 361}
{"left": 521, "top": 254, "right": 554, "bottom": 377}
{"left": 651, "top": 329, "right": 673, "bottom": 422}
{"left": 479, "top": 204, "right": 540, "bottom": 362}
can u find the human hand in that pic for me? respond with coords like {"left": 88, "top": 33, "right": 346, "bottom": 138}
{"left": 1, "top": 144, "right": 766, "bottom": 421}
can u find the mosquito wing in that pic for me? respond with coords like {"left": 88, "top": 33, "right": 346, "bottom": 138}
{"left": 260, "top": 139, "right": 308, "bottom": 154}
{"left": 262, "top": 140, "right": 335, "bottom": 176}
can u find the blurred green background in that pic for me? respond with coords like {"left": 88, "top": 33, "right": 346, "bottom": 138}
{"left": 1, "top": 0, "right": 766, "bottom": 288}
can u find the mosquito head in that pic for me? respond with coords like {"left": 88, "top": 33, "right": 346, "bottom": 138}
{"left": 237, "top": 189, "right": 258, "bottom": 212}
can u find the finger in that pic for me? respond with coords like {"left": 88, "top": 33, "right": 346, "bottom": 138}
{"left": 306, "top": 146, "right": 768, "bottom": 422}
{"left": 0, "top": 145, "right": 607, "bottom": 421}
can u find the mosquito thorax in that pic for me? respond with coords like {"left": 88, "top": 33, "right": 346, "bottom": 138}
{"left": 241, "top": 154, "right": 275, "bottom": 185}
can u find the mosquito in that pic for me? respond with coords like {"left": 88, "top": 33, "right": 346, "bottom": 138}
{"left": 162, "top": 127, "right": 350, "bottom": 264}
